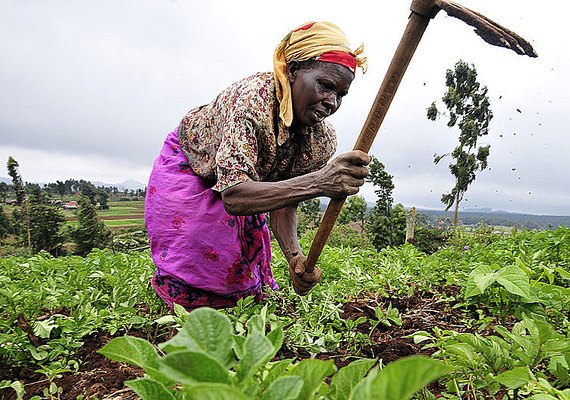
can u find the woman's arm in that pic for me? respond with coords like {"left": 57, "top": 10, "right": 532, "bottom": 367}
{"left": 221, "top": 150, "right": 370, "bottom": 216}
{"left": 269, "top": 205, "right": 302, "bottom": 262}
{"left": 270, "top": 204, "right": 321, "bottom": 295}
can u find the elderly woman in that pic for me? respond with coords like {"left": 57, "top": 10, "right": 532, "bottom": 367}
{"left": 145, "top": 21, "right": 370, "bottom": 310}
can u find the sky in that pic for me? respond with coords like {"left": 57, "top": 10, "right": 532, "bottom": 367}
{"left": 1, "top": 0, "right": 568, "bottom": 216}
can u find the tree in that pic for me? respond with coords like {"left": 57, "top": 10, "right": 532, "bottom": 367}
{"left": 365, "top": 157, "right": 405, "bottom": 251}
{"left": 427, "top": 60, "right": 493, "bottom": 226}
{"left": 297, "top": 198, "right": 321, "bottom": 236}
{"left": 7, "top": 156, "right": 31, "bottom": 250}
{"left": 0, "top": 205, "right": 10, "bottom": 257}
{"left": 79, "top": 180, "right": 98, "bottom": 205}
{"left": 0, "top": 182, "right": 9, "bottom": 203}
{"left": 28, "top": 186, "right": 66, "bottom": 255}
{"left": 73, "top": 195, "right": 112, "bottom": 256}
{"left": 338, "top": 194, "right": 367, "bottom": 230}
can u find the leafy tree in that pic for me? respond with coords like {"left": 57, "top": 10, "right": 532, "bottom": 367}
{"left": 297, "top": 198, "right": 321, "bottom": 235}
{"left": 7, "top": 156, "right": 31, "bottom": 250}
{"left": 73, "top": 195, "right": 112, "bottom": 256}
{"left": 0, "top": 205, "right": 9, "bottom": 257}
{"left": 96, "top": 189, "right": 110, "bottom": 210}
{"left": 0, "top": 182, "right": 9, "bottom": 203}
{"left": 367, "top": 157, "right": 395, "bottom": 217}
{"left": 79, "top": 180, "right": 98, "bottom": 205}
{"left": 55, "top": 180, "right": 66, "bottom": 198}
{"left": 427, "top": 60, "right": 492, "bottom": 226}
{"left": 28, "top": 186, "right": 66, "bottom": 256}
{"left": 365, "top": 157, "right": 405, "bottom": 251}
{"left": 338, "top": 194, "right": 368, "bottom": 230}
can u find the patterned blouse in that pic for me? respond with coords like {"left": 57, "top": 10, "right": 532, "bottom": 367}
{"left": 177, "top": 72, "right": 337, "bottom": 192}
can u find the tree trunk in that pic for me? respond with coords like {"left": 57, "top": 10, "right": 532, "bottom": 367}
{"left": 453, "top": 192, "right": 460, "bottom": 226}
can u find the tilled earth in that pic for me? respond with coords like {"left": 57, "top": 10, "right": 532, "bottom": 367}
{"left": 1, "top": 286, "right": 477, "bottom": 400}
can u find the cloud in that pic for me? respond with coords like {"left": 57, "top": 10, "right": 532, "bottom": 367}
{"left": 1, "top": 0, "right": 567, "bottom": 216}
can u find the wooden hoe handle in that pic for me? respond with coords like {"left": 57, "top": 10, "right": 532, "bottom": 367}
{"left": 303, "top": 0, "right": 536, "bottom": 273}
{"left": 304, "top": 2, "right": 437, "bottom": 273}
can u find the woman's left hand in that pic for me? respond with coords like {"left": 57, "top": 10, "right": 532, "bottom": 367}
{"left": 288, "top": 254, "right": 322, "bottom": 296}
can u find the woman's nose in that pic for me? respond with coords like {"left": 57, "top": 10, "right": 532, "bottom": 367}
{"left": 322, "top": 92, "right": 338, "bottom": 111}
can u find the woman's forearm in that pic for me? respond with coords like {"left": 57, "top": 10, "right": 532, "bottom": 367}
{"left": 270, "top": 205, "right": 302, "bottom": 262}
{"left": 221, "top": 172, "right": 322, "bottom": 216}
{"left": 220, "top": 150, "right": 371, "bottom": 216}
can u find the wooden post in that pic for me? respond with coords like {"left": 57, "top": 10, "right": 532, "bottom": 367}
{"left": 406, "top": 207, "right": 416, "bottom": 243}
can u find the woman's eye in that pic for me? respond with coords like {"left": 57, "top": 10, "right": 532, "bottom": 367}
{"left": 320, "top": 81, "right": 335, "bottom": 91}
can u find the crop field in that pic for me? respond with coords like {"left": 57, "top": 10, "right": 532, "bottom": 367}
{"left": 63, "top": 201, "right": 145, "bottom": 231}
{"left": 0, "top": 227, "right": 569, "bottom": 399}
{"left": 97, "top": 201, "right": 145, "bottom": 231}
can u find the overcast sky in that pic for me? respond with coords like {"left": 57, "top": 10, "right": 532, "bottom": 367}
{"left": 1, "top": 0, "right": 568, "bottom": 216}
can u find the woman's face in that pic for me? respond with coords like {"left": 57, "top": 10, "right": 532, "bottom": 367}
{"left": 287, "top": 61, "right": 354, "bottom": 130}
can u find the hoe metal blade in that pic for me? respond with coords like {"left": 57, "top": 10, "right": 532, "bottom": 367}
{"left": 435, "top": 0, "right": 537, "bottom": 57}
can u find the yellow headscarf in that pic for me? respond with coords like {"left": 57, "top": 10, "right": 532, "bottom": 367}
{"left": 273, "top": 21, "right": 367, "bottom": 128}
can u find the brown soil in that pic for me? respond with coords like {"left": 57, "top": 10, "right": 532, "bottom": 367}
{"left": 1, "top": 287, "right": 478, "bottom": 400}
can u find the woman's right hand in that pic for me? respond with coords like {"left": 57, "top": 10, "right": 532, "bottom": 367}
{"left": 317, "top": 150, "right": 371, "bottom": 198}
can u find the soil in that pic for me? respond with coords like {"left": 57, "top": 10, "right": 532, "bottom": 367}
{"left": 1, "top": 286, "right": 479, "bottom": 400}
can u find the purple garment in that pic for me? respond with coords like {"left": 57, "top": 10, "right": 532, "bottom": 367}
{"left": 145, "top": 129, "right": 278, "bottom": 310}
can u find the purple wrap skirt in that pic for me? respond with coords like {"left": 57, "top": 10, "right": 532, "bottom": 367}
{"left": 144, "top": 129, "right": 278, "bottom": 310}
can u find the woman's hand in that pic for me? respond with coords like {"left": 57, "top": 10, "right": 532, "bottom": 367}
{"left": 317, "top": 150, "right": 371, "bottom": 198}
{"left": 288, "top": 254, "right": 322, "bottom": 296}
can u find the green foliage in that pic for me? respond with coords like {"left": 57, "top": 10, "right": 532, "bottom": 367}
{"left": 6, "top": 156, "right": 26, "bottom": 206}
{"left": 413, "top": 226, "right": 452, "bottom": 254}
{"left": 73, "top": 195, "right": 112, "bottom": 255}
{"left": 28, "top": 187, "right": 66, "bottom": 256}
{"left": 367, "top": 203, "right": 407, "bottom": 251}
{"left": 0, "top": 204, "right": 10, "bottom": 240}
{"left": 427, "top": 60, "right": 493, "bottom": 224}
{"left": 300, "top": 224, "right": 373, "bottom": 251}
{"left": 99, "top": 306, "right": 449, "bottom": 399}
{"left": 338, "top": 195, "right": 367, "bottom": 228}
{"left": 297, "top": 198, "right": 321, "bottom": 236}
{"left": 411, "top": 314, "right": 570, "bottom": 397}
{"left": 0, "top": 250, "right": 164, "bottom": 370}
{"left": 364, "top": 157, "right": 407, "bottom": 251}
{"left": 3, "top": 222, "right": 569, "bottom": 399}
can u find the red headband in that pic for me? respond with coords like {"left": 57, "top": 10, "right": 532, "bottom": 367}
{"left": 316, "top": 50, "right": 357, "bottom": 74}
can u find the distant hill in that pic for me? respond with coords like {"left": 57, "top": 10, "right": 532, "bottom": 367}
{"left": 416, "top": 208, "right": 570, "bottom": 230}
{"left": 92, "top": 179, "right": 146, "bottom": 191}
{"left": 317, "top": 198, "right": 569, "bottom": 230}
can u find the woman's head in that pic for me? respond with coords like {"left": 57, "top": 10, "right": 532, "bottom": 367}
{"left": 286, "top": 60, "right": 354, "bottom": 130}
{"left": 274, "top": 21, "right": 367, "bottom": 128}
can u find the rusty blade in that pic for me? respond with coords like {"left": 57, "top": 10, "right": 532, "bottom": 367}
{"left": 435, "top": 0, "right": 537, "bottom": 57}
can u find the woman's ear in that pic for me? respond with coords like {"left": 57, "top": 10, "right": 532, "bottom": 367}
{"left": 286, "top": 61, "right": 300, "bottom": 83}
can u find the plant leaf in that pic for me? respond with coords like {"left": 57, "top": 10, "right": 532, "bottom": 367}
{"left": 364, "top": 356, "right": 451, "bottom": 400}
{"left": 180, "top": 383, "right": 250, "bottom": 400}
{"left": 261, "top": 376, "right": 303, "bottom": 400}
{"left": 236, "top": 332, "right": 275, "bottom": 382}
{"left": 125, "top": 378, "right": 175, "bottom": 400}
{"left": 98, "top": 336, "right": 170, "bottom": 384}
{"left": 160, "top": 307, "right": 235, "bottom": 368}
{"left": 329, "top": 358, "right": 376, "bottom": 400}
{"left": 494, "top": 366, "right": 533, "bottom": 389}
{"left": 262, "top": 359, "right": 294, "bottom": 391}
{"left": 285, "top": 358, "right": 336, "bottom": 400}
{"left": 497, "top": 265, "right": 536, "bottom": 302}
{"left": 158, "top": 350, "right": 231, "bottom": 385}
{"left": 465, "top": 264, "right": 497, "bottom": 297}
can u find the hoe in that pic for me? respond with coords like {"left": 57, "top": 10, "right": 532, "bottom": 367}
{"left": 305, "top": 0, "right": 537, "bottom": 274}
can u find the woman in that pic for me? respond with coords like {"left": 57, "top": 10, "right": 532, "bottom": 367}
{"left": 145, "top": 21, "right": 370, "bottom": 310}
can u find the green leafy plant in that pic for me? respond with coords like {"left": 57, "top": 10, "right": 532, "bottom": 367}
{"left": 99, "top": 306, "right": 450, "bottom": 399}
{"left": 410, "top": 314, "right": 570, "bottom": 398}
